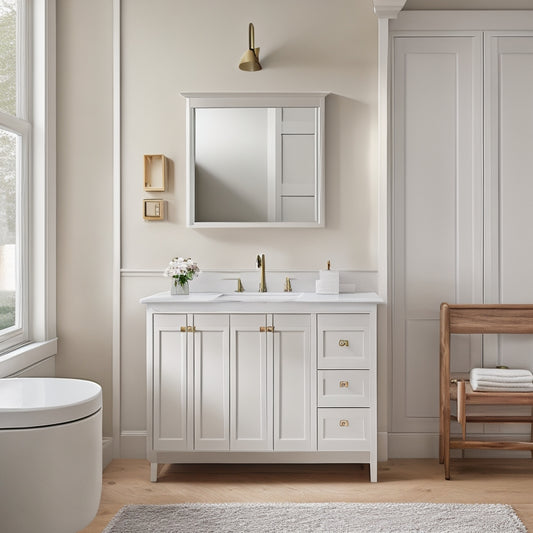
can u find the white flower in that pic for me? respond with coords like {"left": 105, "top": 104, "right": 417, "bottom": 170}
{"left": 163, "top": 256, "right": 200, "bottom": 284}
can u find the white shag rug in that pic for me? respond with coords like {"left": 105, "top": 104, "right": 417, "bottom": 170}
{"left": 102, "top": 502, "right": 527, "bottom": 532}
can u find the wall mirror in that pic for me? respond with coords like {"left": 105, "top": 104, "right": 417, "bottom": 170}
{"left": 182, "top": 93, "right": 327, "bottom": 228}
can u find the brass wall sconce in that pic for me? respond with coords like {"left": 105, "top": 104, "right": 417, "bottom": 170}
{"left": 239, "top": 23, "right": 262, "bottom": 72}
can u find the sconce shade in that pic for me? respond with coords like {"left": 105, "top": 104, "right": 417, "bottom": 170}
{"left": 239, "top": 23, "right": 262, "bottom": 71}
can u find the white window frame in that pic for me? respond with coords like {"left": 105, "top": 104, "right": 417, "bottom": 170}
{"left": 0, "top": 0, "right": 57, "bottom": 375}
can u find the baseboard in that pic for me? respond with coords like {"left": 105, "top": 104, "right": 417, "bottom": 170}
{"left": 378, "top": 431, "right": 388, "bottom": 461}
{"left": 120, "top": 430, "right": 148, "bottom": 458}
{"left": 388, "top": 432, "right": 533, "bottom": 458}
{"left": 103, "top": 437, "right": 113, "bottom": 469}
{"left": 388, "top": 433, "right": 439, "bottom": 458}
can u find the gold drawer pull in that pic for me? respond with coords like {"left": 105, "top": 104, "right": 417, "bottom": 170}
{"left": 338, "top": 339, "right": 349, "bottom": 347}
{"left": 339, "top": 381, "right": 349, "bottom": 388}
{"left": 180, "top": 326, "right": 196, "bottom": 332}
{"left": 259, "top": 326, "right": 275, "bottom": 332}
{"left": 339, "top": 419, "right": 349, "bottom": 427}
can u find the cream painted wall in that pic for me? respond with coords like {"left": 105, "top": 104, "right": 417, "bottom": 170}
{"left": 117, "top": 0, "right": 379, "bottom": 456}
{"left": 56, "top": 0, "right": 114, "bottom": 437}
{"left": 121, "top": 0, "right": 378, "bottom": 271}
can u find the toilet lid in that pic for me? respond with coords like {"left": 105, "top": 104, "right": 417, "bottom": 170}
{"left": 0, "top": 378, "right": 102, "bottom": 429}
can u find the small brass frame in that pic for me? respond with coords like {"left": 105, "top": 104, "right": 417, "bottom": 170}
{"left": 144, "top": 154, "right": 167, "bottom": 191}
{"left": 143, "top": 199, "right": 165, "bottom": 221}
{"left": 338, "top": 339, "right": 349, "bottom": 347}
{"left": 339, "top": 381, "right": 349, "bottom": 388}
{"left": 339, "top": 419, "right": 349, "bottom": 427}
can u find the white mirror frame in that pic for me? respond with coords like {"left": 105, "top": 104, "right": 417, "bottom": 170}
{"left": 182, "top": 92, "right": 327, "bottom": 228}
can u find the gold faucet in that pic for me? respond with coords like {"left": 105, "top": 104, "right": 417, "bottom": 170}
{"left": 284, "top": 277, "right": 293, "bottom": 292}
{"left": 257, "top": 254, "right": 267, "bottom": 292}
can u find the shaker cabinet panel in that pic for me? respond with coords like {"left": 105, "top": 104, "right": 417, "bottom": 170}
{"left": 230, "top": 314, "right": 272, "bottom": 451}
{"left": 318, "top": 314, "right": 371, "bottom": 369}
{"left": 273, "top": 314, "right": 315, "bottom": 451}
{"left": 484, "top": 34, "right": 533, "bottom": 374}
{"left": 152, "top": 314, "right": 190, "bottom": 451}
{"left": 318, "top": 370, "right": 370, "bottom": 408}
{"left": 318, "top": 408, "right": 371, "bottom": 451}
{"left": 391, "top": 34, "right": 484, "bottom": 434}
{"left": 193, "top": 314, "right": 230, "bottom": 451}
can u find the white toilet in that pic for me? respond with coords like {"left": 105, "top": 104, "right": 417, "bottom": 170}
{"left": 0, "top": 377, "right": 102, "bottom": 533}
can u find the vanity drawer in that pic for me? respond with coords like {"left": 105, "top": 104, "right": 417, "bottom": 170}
{"left": 318, "top": 314, "right": 370, "bottom": 369}
{"left": 317, "top": 408, "right": 371, "bottom": 451}
{"left": 318, "top": 370, "right": 370, "bottom": 407}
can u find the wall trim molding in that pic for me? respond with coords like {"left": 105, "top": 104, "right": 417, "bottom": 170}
{"left": 103, "top": 437, "right": 113, "bottom": 469}
{"left": 372, "top": 0, "right": 406, "bottom": 19}
{"left": 120, "top": 268, "right": 379, "bottom": 276}
{"left": 120, "top": 430, "right": 148, "bottom": 459}
{"left": 112, "top": 0, "right": 121, "bottom": 459}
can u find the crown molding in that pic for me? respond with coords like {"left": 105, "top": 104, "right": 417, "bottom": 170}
{"left": 372, "top": 0, "right": 407, "bottom": 19}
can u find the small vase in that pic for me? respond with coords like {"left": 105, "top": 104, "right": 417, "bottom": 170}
{"left": 171, "top": 280, "right": 189, "bottom": 296}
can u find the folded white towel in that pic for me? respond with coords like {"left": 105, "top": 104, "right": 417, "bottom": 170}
{"left": 471, "top": 383, "right": 533, "bottom": 392}
{"left": 472, "top": 380, "right": 533, "bottom": 389}
{"left": 470, "top": 368, "right": 533, "bottom": 383}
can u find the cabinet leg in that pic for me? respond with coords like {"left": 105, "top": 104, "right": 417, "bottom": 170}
{"left": 150, "top": 462, "right": 159, "bottom": 482}
{"left": 370, "top": 462, "right": 377, "bottom": 483}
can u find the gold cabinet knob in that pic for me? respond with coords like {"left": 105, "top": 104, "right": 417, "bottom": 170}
{"left": 180, "top": 326, "right": 196, "bottom": 332}
{"left": 339, "top": 381, "right": 349, "bottom": 388}
{"left": 339, "top": 419, "right": 349, "bottom": 427}
{"left": 338, "top": 339, "right": 349, "bottom": 347}
{"left": 259, "top": 326, "right": 275, "bottom": 332}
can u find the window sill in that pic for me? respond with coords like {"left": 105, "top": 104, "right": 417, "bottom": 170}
{"left": 0, "top": 338, "right": 57, "bottom": 378}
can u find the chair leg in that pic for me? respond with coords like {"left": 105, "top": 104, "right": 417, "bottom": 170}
{"left": 457, "top": 380, "right": 466, "bottom": 441}
{"left": 531, "top": 406, "right": 533, "bottom": 459}
{"left": 439, "top": 413, "right": 444, "bottom": 464}
{"left": 444, "top": 397, "right": 451, "bottom": 480}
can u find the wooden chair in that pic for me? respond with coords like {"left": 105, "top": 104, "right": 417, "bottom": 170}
{"left": 440, "top": 303, "right": 533, "bottom": 479}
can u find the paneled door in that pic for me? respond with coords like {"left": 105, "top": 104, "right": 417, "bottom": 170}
{"left": 152, "top": 314, "right": 190, "bottom": 451}
{"left": 484, "top": 34, "right": 533, "bottom": 369}
{"left": 193, "top": 314, "right": 230, "bottom": 451}
{"left": 272, "top": 314, "right": 315, "bottom": 451}
{"left": 391, "top": 34, "right": 484, "bottom": 435}
{"left": 230, "top": 314, "right": 272, "bottom": 451}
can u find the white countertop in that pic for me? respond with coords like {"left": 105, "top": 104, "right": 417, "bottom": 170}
{"left": 140, "top": 291, "right": 383, "bottom": 304}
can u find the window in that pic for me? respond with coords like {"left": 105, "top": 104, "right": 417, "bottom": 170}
{"left": 0, "top": 0, "right": 56, "bottom": 365}
{"left": 0, "top": 0, "right": 29, "bottom": 352}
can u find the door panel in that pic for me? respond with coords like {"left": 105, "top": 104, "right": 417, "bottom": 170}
{"left": 392, "top": 35, "right": 484, "bottom": 433}
{"left": 152, "top": 314, "right": 190, "bottom": 451}
{"left": 193, "top": 314, "right": 230, "bottom": 450}
{"left": 273, "top": 314, "right": 315, "bottom": 451}
{"left": 484, "top": 35, "right": 533, "bottom": 436}
{"left": 230, "top": 314, "right": 272, "bottom": 450}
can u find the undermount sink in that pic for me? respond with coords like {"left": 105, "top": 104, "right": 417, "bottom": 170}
{"left": 216, "top": 292, "right": 304, "bottom": 302}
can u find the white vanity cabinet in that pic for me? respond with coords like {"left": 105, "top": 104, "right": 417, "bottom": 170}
{"left": 142, "top": 292, "right": 381, "bottom": 482}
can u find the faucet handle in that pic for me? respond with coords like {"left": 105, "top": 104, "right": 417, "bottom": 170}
{"left": 223, "top": 278, "right": 244, "bottom": 292}
{"left": 284, "top": 277, "right": 294, "bottom": 293}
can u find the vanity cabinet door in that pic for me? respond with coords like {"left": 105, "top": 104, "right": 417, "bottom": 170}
{"left": 230, "top": 314, "right": 272, "bottom": 451}
{"left": 152, "top": 314, "right": 190, "bottom": 451}
{"left": 273, "top": 314, "right": 315, "bottom": 451}
{"left": 193, "top": 314, "right": 230, "bottom": 451}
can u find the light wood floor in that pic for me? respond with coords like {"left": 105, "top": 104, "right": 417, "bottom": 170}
{"left": 81, "top": 458, "right": 533, "bottom": 532}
